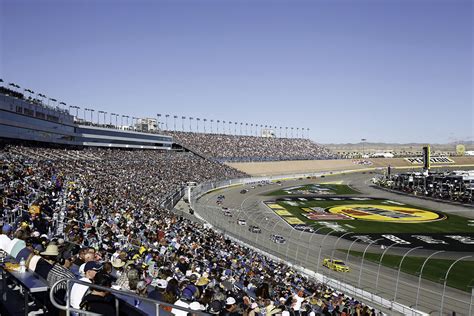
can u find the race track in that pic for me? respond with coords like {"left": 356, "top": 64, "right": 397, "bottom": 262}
{"left": 192, "top": 171, "right": 474, "bottom": 316}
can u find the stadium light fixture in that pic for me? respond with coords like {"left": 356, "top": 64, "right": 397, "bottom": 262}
{"left": 173, "top": 115, "right": 178, "bottom": 131}
{"left": 165, "top": 114, "right": 169, "bottom": 130}
{"left": 157, "top": 113, "right": 161, "bottom": 130}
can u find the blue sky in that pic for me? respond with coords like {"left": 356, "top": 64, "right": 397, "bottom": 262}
{"left": 1, "top": 0, "right": 472, "bottom": 143}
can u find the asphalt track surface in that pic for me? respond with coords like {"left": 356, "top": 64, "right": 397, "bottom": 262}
{"left": 192, "top": 171, "right": 474, "bottom": 316}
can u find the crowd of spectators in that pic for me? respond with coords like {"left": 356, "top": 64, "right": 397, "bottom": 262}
{"left": 163, "top": 132, "right": 338, "bottom": 162}
{"left": 1, "top": 145, "right": 380, "bottom": 316}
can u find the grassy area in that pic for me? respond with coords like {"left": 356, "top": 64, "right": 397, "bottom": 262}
{"left": 342, "top": 250, "right": 474, "bottom": 292}
{"left": 266, "top": 183, "right": 360, "bottom": 196}
{"left": 272, "top": 198, "right": 473, "bottom": 234}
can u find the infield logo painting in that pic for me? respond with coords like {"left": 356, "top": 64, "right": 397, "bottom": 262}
{"left": 265, "top": 196, "right": 445, "bottom": 225}
{"left": 328, "top": 205, "right": 444, "bottom": 223}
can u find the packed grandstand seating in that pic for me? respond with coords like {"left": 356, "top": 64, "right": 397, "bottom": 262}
{"left": 0, "top": 145, "right": 380, "bottom": 316}
{"left": 163, "top": 131, "right": 338, "bottom": 162}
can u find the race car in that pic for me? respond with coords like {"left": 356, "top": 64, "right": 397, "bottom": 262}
{"left": 270, "top": 234, "right": 286, "bottom": 244}
{"left": 237, "top": 219, "right": 247, "bottom": 226}
{"left": 293, "top": 225, "right": 315, "bottom": 233}
{"left": 248, "top": 225, "right": 261, "bottom": 233}
{"left": 240, "top": 189, "right": 248, "bottom": 194}
{"left": 322, "top": 259, "right": 350, "bottom": 272}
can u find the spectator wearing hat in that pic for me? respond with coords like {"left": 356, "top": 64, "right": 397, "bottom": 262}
{"left": 45, "top": 247, "right": 77, "bottom": 307}
{"left": 208, "top": 300, "right": 223, "bottom": 315}
{"left": 222, "top": 297, "right": 241, "bottom": 316}
{"left": 70, "top": 261, "right": 102, "bottom": 309}
{"left": 244, "top": 302, "right": 261, "bottom": 316}
{"left": 149, "top": 279, "right": 168, "bottom": 302}
{"left": 41, "top": 244, "right": 73, "bottom": 287}
{"left": 80, "top": 272, "right": 116, "bottom": 315}
{"left": 111, "top": 257, "right": 125, "bottom": 279}
{"left": 1, "top": 223, "right": 13, "bottom": 239}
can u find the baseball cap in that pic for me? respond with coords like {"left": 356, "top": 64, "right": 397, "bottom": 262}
{"left": 84, "top": 261, "right": 102, "bottom": 272}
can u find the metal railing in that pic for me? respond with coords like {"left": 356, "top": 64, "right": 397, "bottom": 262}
{"left": 50, "top": 278, "right": 209, "bottom": 316}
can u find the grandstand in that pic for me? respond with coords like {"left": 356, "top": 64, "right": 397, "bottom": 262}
{"left": 0, "top": 144, "right": 383, "bottom": 316}
{"left": 163, "top": 131, "right": 338, "bottom": 162}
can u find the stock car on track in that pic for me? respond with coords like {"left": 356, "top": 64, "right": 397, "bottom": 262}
{"left": 237, "top": 219, "right": 247, "bottom": 225}
{"left": 248, "top": 225, "right": 261, "bottom": 233}
{"left": 322, "top": 258, "right": 350, "bottom": 272}
{"left": 293, "top": 225, "right": 315, "bottom": 233}
{"left": 270, "top": 234, "right": 286, "bottom": 244}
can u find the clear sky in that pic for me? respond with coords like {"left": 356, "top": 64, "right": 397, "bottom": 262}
{"left": 0, "top": 0, "right": 472, "bottom": 143}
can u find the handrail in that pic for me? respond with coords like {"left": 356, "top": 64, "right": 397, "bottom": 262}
{"left": 50, "top": 278, "right": 210, "bottom": 316}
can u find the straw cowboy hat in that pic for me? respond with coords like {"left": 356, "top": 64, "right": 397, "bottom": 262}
{"left": 40, "top": 244, "right": 59, "bottom": 256}
{"left": 112, "top": 258, "right": 126, "bottom": 268}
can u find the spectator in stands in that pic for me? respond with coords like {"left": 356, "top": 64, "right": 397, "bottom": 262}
{"left": 80, "top": 272, "right": 116, "bottom": 315}
{"left": 0, "top": 145, "right": 381, "bottom": 316}
{"left": 70, "top": 261, "right": 102, "bottom": 309}
{"left": 163, "top": 131, "right": 338, "bottom": 162}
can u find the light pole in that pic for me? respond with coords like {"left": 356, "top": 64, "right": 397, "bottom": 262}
{"left": 414, "top": 250, "right": 445, "bottom": 310}
{"left": 165, "top": 114, "right": 169, "bottom": 130}
{"left": 86, "top": 108, "right": 94, "bottom": 123}
{"left": 181, "top": 116, "right": 185, "bottom": 131}
{"left": 217, "top": 120, "right": 220, "bottom": 133}
{"left": 393, "top": 246, "right": 423, "bottom": 301}
{"left": 70, "top": 105, "right": 80, "bottom": 119}
{"left": 234, "top": 122, "right": 237, "bottom": 135}
{"left": 189, "top": 117, "right": 193, "bottom": 132}
{"left": 132, "top": 117, "right": 139, "bottom": 130}
{"left": 361, "top": 138, "right": 367, "bottom": 157}
{"left": 196, "top": 118, "right": 200, "bottom": 132}
{"left": 439, "top": 255, "right": 472, "bottom": 315}
{"left": 173, "top": 115, "right": 177, "bottom": 131}
{"left": 203, "top": 119, "right": 207, "bottom": 133}
{"left": 316, "top": 230, "right": 336, "bottom": 275}
{"left": 210, "top": 119, "right": 214, "bottom": 133}
{"left": 375, "top": 242, "right": 399, "bottom": 291}
{"left": 59, "top": 102, "right": 66, "bottom": 112}
{"left": 357, "top": 238, "right": 383, "bottom": 287}
{"left": 98, "top": 110, "right": 104, "bottom": 125}
{"left": 285, "top": 127, "right": 288, "bottom": 138}
{"left": 222, "top": 121, "right": 226, "bottom": 134}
